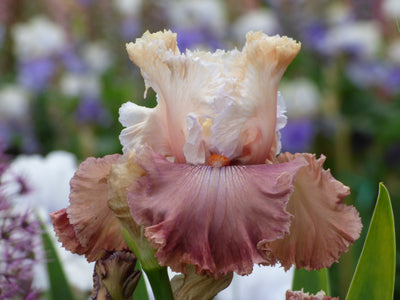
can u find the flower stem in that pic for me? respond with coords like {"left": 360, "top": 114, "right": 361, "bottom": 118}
{"left": 121, "top": 226, "right": 174, "bottom": 300}
{"left": 145, "top": 266, "right": 175, "bottom": 300}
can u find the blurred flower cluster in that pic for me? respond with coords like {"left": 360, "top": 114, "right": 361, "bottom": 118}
{"left": 0, "top": 0, "right": 399, "bottom": 299}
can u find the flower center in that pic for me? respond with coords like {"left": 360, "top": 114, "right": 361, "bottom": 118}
{"left": 208, "top": 154, "right": 230, "bottom": 167}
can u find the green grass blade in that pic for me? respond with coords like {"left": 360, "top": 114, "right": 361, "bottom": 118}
{"left": 292, "top": 268, "right": 331, "bottom": 295}
{"left": 346, "top": 183, "right": 395, "bottom": 300}
{"left": 40, "top": 221, "right": 75, "bottom": 300}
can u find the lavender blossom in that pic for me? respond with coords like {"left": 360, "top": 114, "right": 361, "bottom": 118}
{"left": 75, "top": 96, "right": 110, "bottom": 125}
{"left": 17, "top": 57, "right": 56, "bottom": 92}
{"left": 281, "top": 119, "right": 316, "bottom": 153}
{"left": 0, "top": 147, "right": 41, "bottom": 300}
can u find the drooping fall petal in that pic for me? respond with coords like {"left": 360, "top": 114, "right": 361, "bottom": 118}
{"left": 269, "top": 153, "right": 362, "bottom": 270}
{"left": 126, "top": 150, "right": 307, "bottom": 277}
{"left": 50, "top": 208, "right": 86, "bottom": 255}
{"left": 51, "top": 154, "right": 127, "bottom": 262}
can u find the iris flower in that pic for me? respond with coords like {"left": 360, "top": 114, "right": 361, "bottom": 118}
{"left": 51, "top": 31, "right": 362, "bottom": 279}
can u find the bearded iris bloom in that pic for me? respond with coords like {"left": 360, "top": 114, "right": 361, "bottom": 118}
{"left": 51, "top": 31, "right": 362, "bottom": 280}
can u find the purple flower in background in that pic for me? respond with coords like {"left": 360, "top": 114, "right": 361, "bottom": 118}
{"left": 75, "top": 96, "right": 109, "bottom": 124}
{"left": 0, "top": 146, "right": 41, "bottom": 300}
{"left": 174, "top": 27, "right": 222, "bottom": 50}
{"left": 384, "top": 65, "right": 400, "bottom": 95}
{"left": 18, "top": 57, "right": 56, "bottom": 92}
{"left": 345, "top": 60, "right": 388, "bottom": 89}
{"left": 119, "top": 18, "right": 141, "bottom": 41}
{"left": 302, "top": 21, "right": 329, "bottom": 53}
{"left": 61, "top": 48, "right": 87, "bottom": 73}
{"left": 281, "top": 119, "right": 316, "bottom": 153}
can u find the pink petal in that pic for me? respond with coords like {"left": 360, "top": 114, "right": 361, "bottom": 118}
{"left": 127, "top": 151, "right": 307, "bottom": 277}
{"left": 286, "top": 290, "right": 339, "bottom": 300}
{"left": 270, "top": 153, "right": 362, "bottom": 270}
{"left": 53, "top": 154, "right": 128, "bottom": 262}
{"left": 50, "top": 208, "right": 86, "bottom": 255}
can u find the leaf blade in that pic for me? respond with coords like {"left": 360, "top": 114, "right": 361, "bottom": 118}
{"left": 346, "top": 183, "right": 395, "bottom": 300}
{"left": 40, "top": 220, "right": 76, "bottom": 300}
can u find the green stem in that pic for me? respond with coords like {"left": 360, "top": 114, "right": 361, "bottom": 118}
{"left": 121, "top": 227, "right": 174, "bottom": 300}
{"left": 145, "top": 266, "right": 175, "bottom": 300}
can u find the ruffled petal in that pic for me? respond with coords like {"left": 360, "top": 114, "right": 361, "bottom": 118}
{"left": 119, "top": 102, "right": 172, "bottom": 158}
{"left": 122, "top": 31, "right": 300, "bottom": 164}
{"left": 50, "top": 208, "right": 86, "bottom": 255}
{"left": 60, "top": 154, "right": 127, "bottom": 262}
{"left": 238, "top": 32, "right": 300, "bottom": 164}
{"left": 127, "top": 151, "right": 307, "bottom": 277}
{"left": 286, "top": 290, "right": 339, "bottom": 300}
{"left": 124, "top": 30, "right": 224, "bottom": 163}
{"left": 270, "top": 153, "right": 362, "bottom": 270}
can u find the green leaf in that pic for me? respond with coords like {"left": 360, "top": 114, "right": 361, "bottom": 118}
{"left": 292, "top": 268, "right": 331, "bottom": 295}
{"left": 133, "top": 261, "right": 150, "bottom": 300}
{"left": 346, "top": 183, "right": 395, "bottom": 300}
{"left": 40, "top": 220, "right": 76, "bottom": 300}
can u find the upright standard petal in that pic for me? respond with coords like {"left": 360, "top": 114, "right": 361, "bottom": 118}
{"left": 121, "top": 31, "right": 301, "bottom": 165}
{"left": 269, "top": 153, "right": 362, "bottom": 270}
{"left": 126, "top": 151, "right": 307, "bottom": 277}
{"left": 51, "top": 154, "right": 128, "bottom": 262}
{"left": 124, "top": 30, "right": 223, "bottom": 163}
{"left": 237, "top": 32, "right": 301, "bottom": 164}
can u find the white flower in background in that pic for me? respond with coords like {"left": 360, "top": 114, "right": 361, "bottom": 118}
{"left": 325, "top": 2, "right": 352, "bottom": 26}
{"left": 217, "top": 265, "right": 293, "bottom": 300}
{"left": 166, "top": 0, "right": 227, "bottom": 36}
{"left": 2, "top": 151, "right": 94, "bottom": 292}
{"left": 231, "top": 9, "right": 279, "bottom": 45}
{"left": 113, "top": 0, "right": 142, "bottom": 17}
{"left": 325, "top": 20, "right": 382, "bottom": 58}
{"left": 279, "top": 78, "right": 320, "bottom": 119}
{"left": 0, "top": 84, "right": 30, "bottom": 121}
{"left": 82, "top": 41, "right": 113, "bottom": 74}
{"left": 11, "top": 15, "right": 67, "bottom": 61}
{"left": 382, "top": 0, "right": 400, "bottom": 19}
{"left": 60, "top": 72, "right": 101, "bottom": 98}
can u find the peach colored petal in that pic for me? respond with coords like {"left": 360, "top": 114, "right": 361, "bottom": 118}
{"left": 64, "top": 154, "right": 128, "bottom": 262}
{"left": 270, "top": 153, "right": 362, "bottom": 270}
{"left": 127, "top": 151, "right": 307, "bottom": 277}
{"left": 50, "top": 208, "right": 86, "bottom": 255}
{"left": 122, "top": 31, "right": 300, "bottom": 165}
{"left": 286, "top": 290, "right": 339, "bottom": 300}
{"left": 214, "top": 32, "right": 300, "bottom": 164}
{"left": 124, "top": 30, "right": 222, "bottom": 163}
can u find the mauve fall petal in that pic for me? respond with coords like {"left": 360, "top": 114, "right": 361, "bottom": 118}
{"left": 269, "top": 153, "right": 362, "bottom": 271}
{"left": 50, "top": 208, "right": 87, "bottom": 256}
{"left": 51, "top": 154, "right": 128, "bottom": 262}
{"left": 127, "top": 151, "right": 307, "bottom": 277}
